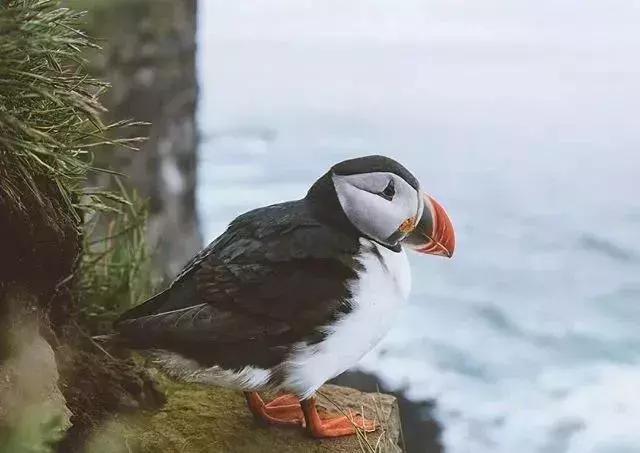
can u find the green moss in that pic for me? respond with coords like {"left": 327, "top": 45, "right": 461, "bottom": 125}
{"left": 0, "top": 404, "right": 66, "bottom": 453}
{"left": 86, "top": 374, "right": 381, "bottom": 453}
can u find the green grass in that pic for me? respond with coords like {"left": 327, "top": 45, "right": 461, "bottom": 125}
{"left": 77, "top": 179, "right": 153, "bottom": 330}
{"left": 0, "top": 0, "right": 151, "bottom": 323}
{"left": 0, "top": 2, "right": 153, "bottom": 451}
{"left": 0, "top": 0, "right": 145, "bottom": 230}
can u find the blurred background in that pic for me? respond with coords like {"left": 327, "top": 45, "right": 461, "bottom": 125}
{"left": 197, "top": 2, "right": 640, "bottom": 452}
{"left": 87, "top": 1, "right": 640, "bottom": 452}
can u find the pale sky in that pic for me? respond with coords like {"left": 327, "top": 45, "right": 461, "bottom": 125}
{"left": 200, "top": 1, "right": 640, "bottom": 46}
{"left": 198, "top": 1, "right": 640, "bottom": 150}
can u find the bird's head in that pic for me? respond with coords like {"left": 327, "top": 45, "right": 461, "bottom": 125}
{"left": 307, "top": 155, "right": 455, "bottom": 257}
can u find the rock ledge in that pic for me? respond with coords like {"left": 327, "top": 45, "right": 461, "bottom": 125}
{"left": 86, "top": 377, "right": 403, "bottom": 453}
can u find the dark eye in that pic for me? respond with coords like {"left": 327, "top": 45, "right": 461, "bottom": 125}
{"left": 379, "top": 179, "right": 395, "bottom": 201}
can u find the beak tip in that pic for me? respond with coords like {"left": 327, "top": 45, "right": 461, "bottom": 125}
{"left": 405, "top": 192, "right": 456, "bottom": 258}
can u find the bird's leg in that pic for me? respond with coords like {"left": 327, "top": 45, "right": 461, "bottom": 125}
{"left": 244, "top": 391, "right": 304, "bottom": 426}
{"left": 300, "top": 396, "right": 377, "bottom": 438}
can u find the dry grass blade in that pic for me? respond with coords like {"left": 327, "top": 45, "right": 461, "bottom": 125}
{"left": 316, "top": 388, "right": 396, "bottom": 453}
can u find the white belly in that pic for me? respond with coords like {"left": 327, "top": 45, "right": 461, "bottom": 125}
{"left": 282, "top": 239, "right": 412, "bottom": 398}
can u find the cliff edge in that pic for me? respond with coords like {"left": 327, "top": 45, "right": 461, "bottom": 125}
{"left": 86, "top": 375, "right": 403, "bottom": 453}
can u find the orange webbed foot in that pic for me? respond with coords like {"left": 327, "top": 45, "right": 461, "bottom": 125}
{"left": 301, "top": 396, "right": 378, "bottom": 438}
{"left": 244, "top": 392, "right": 304, "bottom": 426}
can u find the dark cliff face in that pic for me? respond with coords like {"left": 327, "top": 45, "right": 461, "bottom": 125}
{"left": 85, "top": 0, "right": 201, "bottom": 279}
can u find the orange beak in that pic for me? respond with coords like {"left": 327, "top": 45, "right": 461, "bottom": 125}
{"left": 402, "top": 192, "right": 455, "bottom": 258}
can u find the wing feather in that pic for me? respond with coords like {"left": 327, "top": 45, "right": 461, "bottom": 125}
{"left": 115, "top": 199, "right": 360, "bottom": 369}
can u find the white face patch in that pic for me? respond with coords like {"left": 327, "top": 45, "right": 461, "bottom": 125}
{"left": 332, "top": 171, "right": 421, "bottom": 246}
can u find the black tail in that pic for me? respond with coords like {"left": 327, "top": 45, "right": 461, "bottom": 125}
{"left": 114, "top": 290, "right": 169, "bottom": 327}
{"left": 114, "top": 277, "right": 197, "bottom": 327}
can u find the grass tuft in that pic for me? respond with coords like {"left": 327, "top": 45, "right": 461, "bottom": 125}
{"left": 0, "top": 0, "right": 144, "bottom": 231}
{"left": 0, "top": 0, "right": 152, "bottom": 325}
{"left": 76, "top": 178, "right": 153, "bottom": 331}
{"left": 0, "top": 2, "right": 153, "bottom": 450}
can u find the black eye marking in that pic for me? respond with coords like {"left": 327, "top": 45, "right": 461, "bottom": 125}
{"left": 379, "top": 179, "right": 395, "bottom": 201}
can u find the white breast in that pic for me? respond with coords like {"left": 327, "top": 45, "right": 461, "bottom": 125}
{"left": 282, "top": 238, "right": 411, "bottom": 398}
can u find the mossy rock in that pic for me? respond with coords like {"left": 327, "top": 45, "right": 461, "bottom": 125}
{"left": 85, "top": 371, "right": 402, "bottom": 453}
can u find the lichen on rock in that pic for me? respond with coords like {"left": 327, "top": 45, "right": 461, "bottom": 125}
{"left": 0, "top": 290, "right": 71, "bottom": 453}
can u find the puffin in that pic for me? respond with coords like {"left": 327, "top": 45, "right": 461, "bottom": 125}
{"left": 114, "top": 155, "right": 455, "bottom": 438}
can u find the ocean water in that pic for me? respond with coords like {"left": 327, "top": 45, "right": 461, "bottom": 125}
{"left": 196, "top": 2, "right": 640, "bottom": 452}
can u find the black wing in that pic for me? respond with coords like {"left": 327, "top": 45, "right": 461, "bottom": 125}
{"left": 115, "top": 200, "right": 361, "bottom": 369}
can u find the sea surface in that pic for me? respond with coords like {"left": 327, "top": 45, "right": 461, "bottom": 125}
{"left": 196, "top": 2, "right": 640, "bottom": 452}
